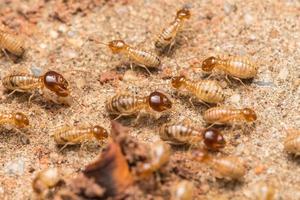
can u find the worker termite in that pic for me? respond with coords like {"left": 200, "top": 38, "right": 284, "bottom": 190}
{"left": 155, "top": 7, "right": 191, "bottom": 53}
{"left": 52, "top": 125, "right": 108, "bottom": 151}
{"left": 201, "top": 56, "right": 258, "bottom": 81}
{"left": 250, "top": 182, "right": 278, "bottom": 200}
{"left": 171, "top": 180, "right": 194, "bottom": 200}
{"left": 0, "top": 29, "right": 25, "bottom": 59}
{"left": 159, "top": 121, "right": 225, "bottom": 150}
{"left": 203, "top": 106, "right": 257, "bottom": 125}
{"left": 284, "top": 129, "right": 300, "bottom": 156}
{"left": 106, "top": 91, "right": 172, "bottom": 121}
{"left": 0, "top": 112, "right": 29, "bottom": 143}
{"left": 90, "top": 39, "right": 161, "bottom": 74}
{"left": 137, "top": 141, "right": 171, "bottom": 179}
{"left": 2, "top": 70, "right": 70, "bottom": 104}
{"left": 32, "top": 168, "right": 64, "bottom": 199}
{"left": 191, "top": 150, "right": 246, "bottom": 180}
{"left": 171, "top": 75, "right": 225, "bottom": 105}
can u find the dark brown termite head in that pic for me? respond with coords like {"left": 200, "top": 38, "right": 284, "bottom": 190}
{"left": 241, "top": 108, "right": 257, "bottom": 122}
{"left": 108, "top": 40, "right": 127, "bottom": 53}
{"left": 43, "top": 71, "right": 69, "bottom": 97}
{"left": 92, "top": 126, "right": 109, "bottom": 140}
{"left": 202, "top": 128, "right": 226, "bottom": 150}
{"left": 176, "top": 8, "right": 191, "bottom": 20}
{"left": 148, "top": 91, "right": 172, "bottom": 112}
{"left": 202, "top": 56, "right": 217, "bottom": 72}
{"left": 14, "top": 112, "right": 29, "bottom": 128}
{"left": 171, "top": 75, "right": 186, "bottom": 89}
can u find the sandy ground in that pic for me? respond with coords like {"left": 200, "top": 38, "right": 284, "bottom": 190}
{"left": 0, "top": 0, "right": 299, "bottom": 199}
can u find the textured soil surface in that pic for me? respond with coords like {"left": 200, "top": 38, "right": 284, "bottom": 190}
{"left": 0, "top": 0, "right": 299, "bottom": 199}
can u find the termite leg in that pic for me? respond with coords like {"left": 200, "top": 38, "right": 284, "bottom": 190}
{"left": 206, "top": 123, "right": 217, "bottom": 129}
{"left": 58, "top": 143, "right": 72, "bottom": 152}
{"left": 28, "top": 92, "right": 36, "bottom": 105}
{"left": 189, "top": 97, "right": 195, "bottom": 108}
{"left": 1, "top": 48, "right": 13, "bottom": 62}
{"left": 225, "top": 75, "right": 232, "bottom": 84}
{"left": 231, "top": 76, "right": 248, "bottom": 88}
{"left": 138, "top": 64, "right": 152, "bottom": 75}
{"left": 7, "top": 89, "right": 18, "bottom": 97}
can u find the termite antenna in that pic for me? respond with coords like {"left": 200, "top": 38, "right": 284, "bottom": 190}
{"left": 88, "top": 37, "right": 108, "bottom": 46}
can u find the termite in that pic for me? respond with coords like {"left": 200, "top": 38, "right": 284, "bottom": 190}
{"left": 137, "top": 141, "right": 171, "bottom": 179}
{"left": 201, "top": 56, "right": 258, "bottom": 81}
{"left": 0, "top": 112, "right": 29, "bottom": 129}
{"left": 159, "top": 121, "right": 225, "bottom": 150}
{"left": 0, "top": 112, "right": 29, "bottom": 143}
{"left": 52, "top": 125, "right": 108, "bottom": 151}
{"left": 284, "top": 129, "right": 300, "bottom": 156}
{"left": 32, "top": 168, "right": 63, "bottom": 199}
{"left": 171, "top": 180, "right": 194, "bottom": 200}
{"left": 0, "top": 29, "right": 25, "bottom": 59}
{"left": 171, "top": 75, "right": 225, "bottom": 105}
{"left": 2, "top": 70, "right": 70, "bottom": 103}
{"left": 90, "top": 39, "right": 161, "bottom": 74}
{"left": 203, "top": 106, "right": 257, "bottom": 125}
{"left": 191, "top": 150, "right": 246, "bottom": 180}
{"left": 251, "top": 182, "right": 277, "bottom": 200}
{"left": 106, "top": 91, "right": 172, "bottom": 121}
{"left": 155, "top": 8, "right": 191, "bottom": 53}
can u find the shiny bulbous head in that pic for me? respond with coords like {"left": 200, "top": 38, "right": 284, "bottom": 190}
{"left": 171, "top": 76, "right": 186, "bottom": 89}
{"left": 176, "top": 8, "right": 191, "bottom": 20}
{"left": 92, "top": 125, "right": 108, "bottom": 140}
{"left": 43, "top": 71, "right": 69, "bottom": 97}
{"left": 241, "top": 108, "right": 257, "bottom": 122}
{"left": 14, "top": 112, "right": 29, "bottom": 128}
{"left": 108, "top": 40, "right": 127, "bottom": 53}
{"left": 148, "top": 91, "right": 172, "bottom": 112}
{"left": 202, "top": 128, "right": 226, "bottom": 150}
{"left": 202, "top": 56, "right": 217, "bottom": 72}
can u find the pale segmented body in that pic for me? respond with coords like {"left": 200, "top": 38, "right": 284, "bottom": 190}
{"left": 211, "top": 156, "right": 246, "bottom": 180}
{"left": 2, "top": 74, "right": 41, "bottom": 92}
{"left": 284, "top": 129, "right": 300, "bottom": 155}
{"left": 159, "top": 121, "right": 202, "bottom": 145}
{"left": 53, "top": 125, "right": 108, "bottom": 145}
{"left": 171, "top": 76, "right": 224, "bottom": 104}
{"left": 203, "top": 106, "right": 257, "bottom": 124}
{"left": 0, "top": 30, "right": 25, "bottom": 56}
{"left": 155, "top": 8, "right": 191, "bottom": 51}
{"left": 126, "top": 46, "right": 161, "bottom": 68}
{"left": 106, "top": 94, "right": 147, "bottom": 116}
{"left": 202, "top": 56, "right": 258, "bottom": 79}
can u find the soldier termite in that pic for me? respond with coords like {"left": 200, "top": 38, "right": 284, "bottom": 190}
{"left": 0, "top": 112, "right": 30, "bottom": 143}
{"left": 284, "top": 129, "right": 300, "bottom": 156}
{"left": 171, "top": 180, "right": 194, "bottom": 200}
{"left": 201, "top": 56, "right": 258, "bottom": 83}
{"left": 159, "top": 121, "right": 225, "bottom": 150}
{"left": 137, "top": 141, "right": 171, "bottom": 179}
{"left": 203, "top": 106, "right": 257, "bottom": 125}
{"left": 90, "top": 38, "right": 161, "bottom": 75}
{"left": 0, "top": 29, "right": 25, "bottom": 60}
{"left": 106, "top": 91, "right": 172, "bottom": 121}
{"left": 171, "top": 75, "right": 225, "bottom": 105}
{"left": 2, "top": 70, "right": 70, "bottom": 104}
{"left": 32, "top": 168, "right": 64, "bottom": 199}
{"left": 52, "top": 125, "right": 108, "bottom": 151}
{"left": 191, "top": 150, "right": 246, "bottom": 180}
{"left": 155, "top": 7, "right": 191, "bottom": 53}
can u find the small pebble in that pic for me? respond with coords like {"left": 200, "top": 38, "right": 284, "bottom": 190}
{"left": 224, "top": 1, "right": 237, "bottom": 14}
{"left": 30, "top": 65, "right": 43, "bottom": 77}
{"left": 4, "top": 158, "right": 26, "bottom": 176}
{"left": 277, "top": 67, "right": 289, "bottom": 80}
{"left": 49, "top": 30, "right": 59, "bottom": 39}
{"left": 229, "top": 94, "right": 241, "bottom": 104}
{"left": 244, "top": 13, "right": 254, "bottom": 25}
